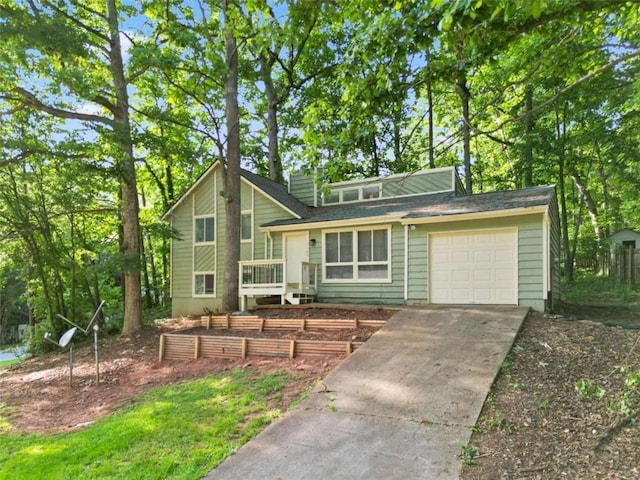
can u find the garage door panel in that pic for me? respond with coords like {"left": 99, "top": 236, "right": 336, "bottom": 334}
{"left": 430, "top": 229, "right": 518, "bottom": 305}
{"left": 473, "top": 270, "right": 491, "bottom": 282}
{"left": 452, "top": 270, "right": 471, "bottom": 282}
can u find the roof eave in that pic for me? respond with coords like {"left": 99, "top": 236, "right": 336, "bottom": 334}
{"left": 401, "top": 204, "right": 548, "bottom": 225}
{"left": 261, "top": 214, "right": 406, "bottom": 232}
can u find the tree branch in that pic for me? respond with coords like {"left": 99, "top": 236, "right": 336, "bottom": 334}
{"left": 9, "top": 87, "right": 114, "bottom": 126}
{"left": 475, "top": 50, "right": 640, "bottom": 136}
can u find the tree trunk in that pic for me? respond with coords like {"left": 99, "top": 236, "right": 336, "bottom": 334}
{"left": 107, "top": 0, "right": 142, "bottom": 333}
{"left": 556, "top": 102, "right": 573, "bottom": 281}
{"left": 455, "top": 71, "right": 472, "bottom": 193}
{"left": 262, "top": 65, "right": 284, "bottom": 184}
{"left": 523, "top": 86, "right": 534, "bottom": 187}
{"left": 571, "top": 169, "right": 604, "bottom": 249}
{"left": 222, "top": 0, "right": 241, "bottom": 313}
{"left": 427, "top": 77, "right": 435, "bottom": 169}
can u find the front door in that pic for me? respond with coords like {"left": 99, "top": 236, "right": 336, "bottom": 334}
{"left": 284, "top": 233, "right": 309, "bottom": 286}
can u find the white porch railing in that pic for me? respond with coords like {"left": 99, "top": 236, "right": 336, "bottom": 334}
{"left": 239, "top": 259, "right": 286, "bottom": 295}
{"left": 238, "top": 259, "right": 318, "bottom": 310}
{"left": 297, "top": 261, "right": 318, "bottom": 293}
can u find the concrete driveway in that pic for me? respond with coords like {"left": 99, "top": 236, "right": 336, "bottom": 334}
{"left": 204, "top": 306, "right": 528, "bottom": 480}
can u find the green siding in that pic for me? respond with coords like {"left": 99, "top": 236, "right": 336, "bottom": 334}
{"left": 407, "top": 226, "right": 428, "bottom": 301}
{"left": 170, "top": 197, "right": 194, "bottom": 299}
{"left": 240, "top": 181, "right": 252, "bottom": 210}
{"left": 193, "top": 175, "right": 215, "bottom": 215}
{"left": 314, "top": 224, "right": 406, "bottom": 305}
{"left": 381, "top": 170, "right": 453, "bottom": 197}
{"left": 169, "top": 166, "right": 297, "bottom": 316}
{"left": 406, "top": 214, "right": 547, "bottom": 311}
{"left": 194, "top": 245, "right": 215, "bottom": 271}
{"left": 240, "top": 242, "right": 253, "bottom": 261}
{"left": 289, "top": 171, "right": 318, "bottom": 206}
{"left": 169, "top": 164, "right": 553, "bottom": 314}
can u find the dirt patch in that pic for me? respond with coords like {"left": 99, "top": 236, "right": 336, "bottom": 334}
{"left": 462, "top": 311, "right": 640, "bottom": 480}
{"left": 0, "top": 308, "right": 394, "bottom": 435}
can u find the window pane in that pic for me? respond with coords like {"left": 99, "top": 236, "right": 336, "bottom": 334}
{"left": 196, "top": 217, "right": 215, "bottom": 243}
{"left": 358, "top": 231, "right": 372, "bottom": 262}
{"left": 342, "top": 189, "right": 358, "bottom": 202}
{"left": 339, "top": 232, "right": 353, "bottom": 262}
{"left": 241, "top": 213, "right": 252, "bottom": 240}
{"left": 325, "top": 191, "right": 339, "bottom": 204}
{"left": 326, "top": 233, "right": 339, "bottom": 262}
{"left": 326, "top": 265, "right": 353, "bottom": 279}
{"left": 358, "top": 265, "right": 388, "bottom": 279}
{"left": 362, "top": 186, "right": 380, "bottom": 199}
{"left": 204, "top": 274, "right": 215, "bottom": 294}
{"left": 195, "top": 218, "right": 205, "bottom": 243}
{"left": 195, "top": 274, "right": 215, "bottom": 295}
{"left": 204, "top": 217, "right": 214, "bottom": 242}
{"left": 372, "top": 230, "right": 388, "bottom": 261}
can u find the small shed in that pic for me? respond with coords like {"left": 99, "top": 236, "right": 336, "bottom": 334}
{"left": 609, "top": 228, "right": 640, "bottom": 249}
{"left": 608, "top": 228, "right": 640, "bottom": 284}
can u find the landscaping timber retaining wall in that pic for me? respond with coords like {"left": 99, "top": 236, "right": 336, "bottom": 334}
{"left": 159, "top": 334, "right": 362, "bottom": 361}
{"left": 197, "top": 315, "right": 385, "bottom": 331}
{"left": 159, "top": 315, "right": 386, "bottom": 361}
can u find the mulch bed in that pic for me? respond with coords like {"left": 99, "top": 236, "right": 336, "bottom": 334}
{"left": 462, "top": 312, "right": 640, "bottom": 480}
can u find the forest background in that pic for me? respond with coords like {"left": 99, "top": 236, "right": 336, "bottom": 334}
{"left": 0, "top": 0, "right": 638, "bottom": 346}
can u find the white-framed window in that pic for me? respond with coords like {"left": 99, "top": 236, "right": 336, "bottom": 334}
{"left": 194, "top": 215, "right": 215, "bottom": 243}
{"left": 323, "top": 226, "right": 391, "bottom": 282}
{"left": 241, "top": 211, "right": 252, "bottom": 241}
{"left": 194, "top": 272, "right": 215, "bottom": 296}
{"left": 323, "top": 184, "right": 381, "bottom": 205}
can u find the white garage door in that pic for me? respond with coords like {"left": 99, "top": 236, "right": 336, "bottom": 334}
{"left": 429, "top": 228, "right": 518, "bottom": 305}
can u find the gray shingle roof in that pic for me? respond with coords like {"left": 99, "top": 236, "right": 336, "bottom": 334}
{"left": 262, "top": 185, "right": 555, "bottom": 228}
{"left": 241, "top": 169, "right": 310, "bottom": 218}
{"left": 403, "top": 185, "right": 555, "bottom": 220}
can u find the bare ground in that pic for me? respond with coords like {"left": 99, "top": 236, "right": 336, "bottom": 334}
{"left": 461, "top": 309, "right": 640, "bottom": 480}
{"left": 2, "top": 305, "right": 639, "bottom": 479}
{"left": 0, "top": 307, "right": 390, "bottom": 435}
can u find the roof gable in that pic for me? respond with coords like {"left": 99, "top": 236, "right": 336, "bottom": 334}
{"left": 162, "top": 161, "right": 309, "bottom": 220}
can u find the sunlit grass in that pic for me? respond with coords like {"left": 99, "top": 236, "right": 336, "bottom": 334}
{"left": 0, "top": 358, "right": 21, "bottom": 368}
{"left": 0, "top": 370, "right": 291, "bottom": 479}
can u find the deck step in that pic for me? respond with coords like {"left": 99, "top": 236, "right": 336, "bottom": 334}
{"left": 284, "top": 291, "right": 316, "bottom": 305}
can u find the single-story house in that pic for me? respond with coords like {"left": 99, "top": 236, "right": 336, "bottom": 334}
{"left": 162, "top": 162, "right": 560, "bottom": 316}
{"left": 609, "top": 228, "right": 640, "bottom": 249}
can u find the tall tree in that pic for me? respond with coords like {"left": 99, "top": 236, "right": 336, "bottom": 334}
{"left": 222, "top": 0, "right": 241, "bottom": 312}
{"left": 0, "top": 0, "right": 143, "bottom": 333}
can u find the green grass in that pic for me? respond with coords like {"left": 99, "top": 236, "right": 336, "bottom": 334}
{"left": 0, "top": 358, "right": 21, "bottom": 368}
{"left": 561, "top": 274, "right": 640, "bottom": 307}
{"left": 0, "top": 370, "right": 292, "bottom": 479}
{"left": 558, "top": 274, "right": 640, "bottom": 328}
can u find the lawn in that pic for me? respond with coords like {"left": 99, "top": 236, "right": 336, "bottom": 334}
{"left": 0, "top": 358, "right": 21, "bottom": 368}
{"left": 0, "top": 370, "right": 293, "bottom": 479}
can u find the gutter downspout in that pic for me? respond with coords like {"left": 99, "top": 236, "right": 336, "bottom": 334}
{"left": 543, "top": 207, "right": 550, "bottom": 303}
{"left": 404, "top": 224, "right": 409, "bottom": 302}
{"left": 266, "top": 230, "right": 273, "bottom": 259}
